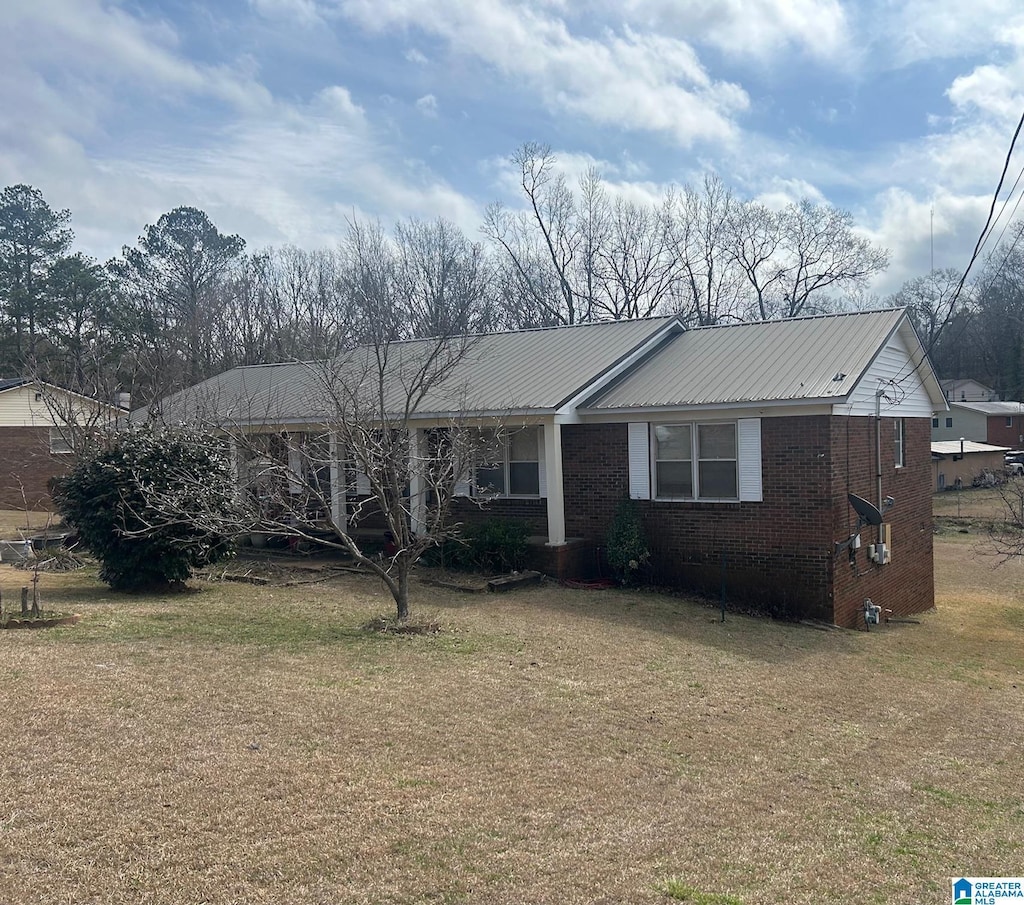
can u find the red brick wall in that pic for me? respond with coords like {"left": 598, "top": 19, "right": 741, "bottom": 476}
{"left": 0, "top": 426, "right": 70, "bottom": 509}
{"left": 449, "top": 497, "right": 548, "bottom": 534}
{"left": 829, "top": 416, "right": 934, "bottom": 627}
{"left": 986, "top": 414, "right": 1024, "bottom": 448}
{"left": 559, "top": 416, "right": 935, "bottom": 626}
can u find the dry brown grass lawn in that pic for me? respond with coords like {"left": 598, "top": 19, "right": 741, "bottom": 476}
{"left": 1, "top": 539, "right": 1022, "bottom": 905}
{"left": 0, "top": 508, "right": 59, "bottom": 538}
{"left": 932, "top": 486, "right": 1009, "bottom": 520}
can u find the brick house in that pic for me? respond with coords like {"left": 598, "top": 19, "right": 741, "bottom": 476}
{"left": 932, "top": 400, "right": 1024, "bottom": 448}
{"left": 0, "top": 378, "right": 121, "bottom": 509}
{"left": 148, "top": 308, "right": 945, "bottom": 628}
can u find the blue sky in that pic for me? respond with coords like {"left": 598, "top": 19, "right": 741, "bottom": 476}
{"left": 2, "top": 0, "right": 1022, "bottom": 297}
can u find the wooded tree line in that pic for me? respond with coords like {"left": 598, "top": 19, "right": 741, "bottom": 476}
{"left": 3, "top": 142, "right": 1019, "bottom": 406}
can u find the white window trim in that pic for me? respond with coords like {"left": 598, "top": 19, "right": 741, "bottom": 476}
{"left": 894, "top": 418, "right": 905, "bottom": 469}
{"left": 629, "top": 419, "right": 761, "bottom": 503}
{"left": 651, "top": 420, "right": 739, "bottom": 502}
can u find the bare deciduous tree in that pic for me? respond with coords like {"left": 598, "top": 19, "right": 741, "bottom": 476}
{"left": 137, "top": 217, "right": 501, "bottom": 620}
{"left": 669, "top": 174, "right": 746, "bottom": 325}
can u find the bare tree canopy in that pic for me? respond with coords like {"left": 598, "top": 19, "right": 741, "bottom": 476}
{"left": 485, "top": 145, "right": 891, "bottom": 329}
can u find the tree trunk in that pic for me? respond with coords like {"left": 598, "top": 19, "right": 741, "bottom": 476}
{"left": 395, "top": 556, "right": 410, "bottom": 621}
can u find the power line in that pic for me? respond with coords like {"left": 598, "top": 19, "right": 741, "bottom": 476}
{"left": 891, "top": 106, "right": 1024, "bottom": 391}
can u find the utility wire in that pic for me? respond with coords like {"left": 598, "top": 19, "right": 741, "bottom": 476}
{"left": 891, "top": 106, "right": 1024, "bottom": 391}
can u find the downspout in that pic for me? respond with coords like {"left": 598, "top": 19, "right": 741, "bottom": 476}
{"left": 875, "top": 387, "right": 884, "bottom": 546}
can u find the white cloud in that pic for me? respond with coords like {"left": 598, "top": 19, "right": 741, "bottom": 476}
{"left": 864, "top": 188, "right": 993, "bottom": 297}
{"left": 249, "top": 0, "right": 325, "bottom": 26}
{"left": 415, "top": 94, "right": 439, "bottom": 117}
{"left": 611, "top": 0, "right": 850, "bottom": 63}
{"left": 753, "top": 177, "right": 828, "bottom": 211}
{"left": 336, "top": 0, "right": 749, "bottom": 147}
{"left": 101, "top": 83, "right": 481, "bottom": 254}
{"left": 0, "top": 0, "right": 481, "bottom": 260}
{"left": 405, "top": 48, "right": 429, "bottom": 65}
{"left": 866, "top": 0, "right": 1024, "bottom": 67}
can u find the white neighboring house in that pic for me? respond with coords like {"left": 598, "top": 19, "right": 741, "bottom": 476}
{"left": 940, "top": 378, "right": 998, "bottom": 403}
{"left": 0, "top": 378, "right": 122, "bottom": 509}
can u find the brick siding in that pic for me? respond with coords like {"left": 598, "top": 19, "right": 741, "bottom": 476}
{"left": 986, "top": 414, "right": 1024, "bottom": 448}
{"left": 449, "top": 496, "right": 548, "bottom": 534}
{"left": 0, "top": 426, "right": 70, "bottom": 509}
{"left": 829, "top": 416, "right": 934, "bottom": 627}
{"left": 559, "top": 416, "right": 935, "bottom": 627}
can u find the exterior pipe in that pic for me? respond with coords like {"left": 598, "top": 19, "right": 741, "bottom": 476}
{"left": 876, "top": 388, "right": 884, "bottom": 547}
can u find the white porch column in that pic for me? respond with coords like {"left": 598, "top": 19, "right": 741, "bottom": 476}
{"left": 544, "top": 420, "right": 566, "bottom": 546}
{"left": 409, "top": 427, "right": 426, "bottom": 536}
{"left": 328, "top": 431, "right": 346, "bottom": 531}
{"left": 227, "top": 437, "right": 240, "bottom": 497}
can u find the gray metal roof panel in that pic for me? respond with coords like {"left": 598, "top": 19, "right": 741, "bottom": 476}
{"left": 950, "top": 401, "right": 1024, "bottom": 415}
{"left": 932, "top": 440, "right": 1009, "bottom": 454}
{"left": 585, "top": 309, "right": 908, "bottom": 410}
{"left": 142, "top": 317, "right": 677, "bottom": 424}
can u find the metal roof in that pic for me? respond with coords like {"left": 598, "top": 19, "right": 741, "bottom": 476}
{"left": 0, "top": 378, "right": 29, "bottom": 393}
{"left": 584, "top": 308, "right": 908, "bottom": 410}
{"left": 931, "top": 440, "right": 1010, "bottom": 455}
{"left": 142, "top": 317, "right": 678, "bottom": 425}
{"left": 949, "top": 401, "right": 1024, "bottom": 416}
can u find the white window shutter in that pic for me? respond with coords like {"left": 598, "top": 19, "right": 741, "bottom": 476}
{"left": 737, "top": 418, "right": 762, "bottom": 502}
{"left": 537, "top": 425, "right": 547, "bottom": 498}
{"left": 627, "top": 422, "right": 651, "bottom": 500}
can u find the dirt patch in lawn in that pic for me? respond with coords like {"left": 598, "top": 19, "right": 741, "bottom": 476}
{"left": 0, "top": 541, "right": 1021, "bottom": 905}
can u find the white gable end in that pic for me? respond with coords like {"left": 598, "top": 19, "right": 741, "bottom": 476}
{"left": 840, "top": 330, "right": 935, "bottom": 418}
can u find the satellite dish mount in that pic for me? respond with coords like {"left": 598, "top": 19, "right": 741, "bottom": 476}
{"left": 848, "top": 492, "right": 883, "bottom": 528}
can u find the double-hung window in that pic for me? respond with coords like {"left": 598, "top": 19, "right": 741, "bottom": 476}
{"left": 652, "top": 422, "right": 739, "bottom": 500}
{"left": 894, "top": 418, "right": 905, "bottom": 468}
{"left": 473, "top": 427, "right": 541, "bottom": 497}
{"left": 653, "top": 425, "right": 692, "bottom": 497}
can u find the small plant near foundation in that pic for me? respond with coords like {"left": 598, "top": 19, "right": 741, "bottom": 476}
{"left": 606, "top": 498, "right": 650, "bottom": 585}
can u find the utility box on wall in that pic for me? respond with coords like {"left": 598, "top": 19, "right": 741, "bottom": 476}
{"left": 868, "top": 524, "right": 892, "bottom": 564}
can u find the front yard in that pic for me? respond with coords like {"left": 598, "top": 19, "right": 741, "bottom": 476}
{"left": 1, "top": 528, "right": 1022, "bottom": 905}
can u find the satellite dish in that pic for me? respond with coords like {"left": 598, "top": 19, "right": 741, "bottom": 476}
{"left": 848, "top": 493, "right": 883, "bottom": 527}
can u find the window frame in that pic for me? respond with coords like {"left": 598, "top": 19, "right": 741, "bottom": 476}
{"left": 945, "top": 417, "right": 953, "bottom": 428}
{"left": 473, "top": 426, "right": 541, "bottom": 499}
{"left": 48, "top": 426, "right": 74, "bottom": 455}
{"left": 894, "top": 418, "right": 905, "bottom": 469}
{"left": 652, "top": 420, "right": 740, "bottom": 502}
{"left": 1007, "top": 416, "right": 1014, "bottom": 428}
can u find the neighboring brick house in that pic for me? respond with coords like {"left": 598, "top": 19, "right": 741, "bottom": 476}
{"left": 0, "top": 379, "right": 121, "bottom": 509}
{"left": 147, "top": 308, "right": 945, "bottom": 628}
{"left": 932, "top": 400, "right": 1024, "bottom": 448}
